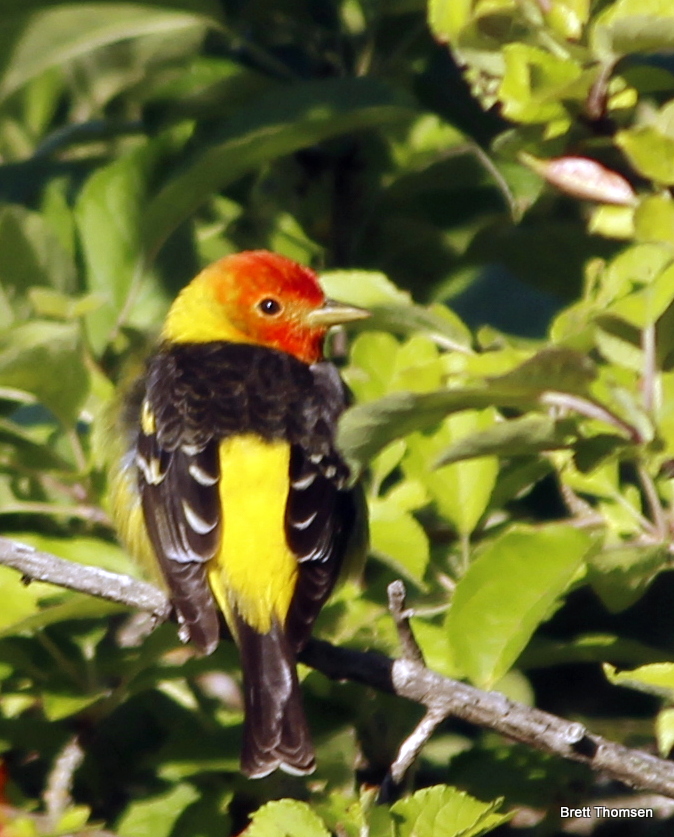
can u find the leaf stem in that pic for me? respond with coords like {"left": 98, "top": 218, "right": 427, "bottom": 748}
{"left": 636, "top": 463, "right": 668, "bottom": 540}
{"left": 540, "top": 391, "right": 641, "bottom": 442}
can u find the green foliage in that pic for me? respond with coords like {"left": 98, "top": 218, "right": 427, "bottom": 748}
{"left": 445, "top": 524, "right": 592, "bottom": 687}
{"left": 4, "top": 0, "right": 674, "bottom": 834}
{"left": 242, "top": 788, "right": 508, "bottom": 837}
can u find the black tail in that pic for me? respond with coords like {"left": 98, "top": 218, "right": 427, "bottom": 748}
{"left": 236, "top": 616, "right": 315, "bottom": 779}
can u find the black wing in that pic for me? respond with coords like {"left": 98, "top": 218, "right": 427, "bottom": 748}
{"left": 135, "top": 354, "right": 222, "bottom": 654}
{"left": 284, "top": 362, "right": 366, "bottom": 652}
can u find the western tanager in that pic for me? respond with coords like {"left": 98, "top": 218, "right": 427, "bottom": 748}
{"left": 111, "top": 250, "right": 368, "bottom": 778}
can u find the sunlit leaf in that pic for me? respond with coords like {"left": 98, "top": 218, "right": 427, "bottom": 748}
{"left": 656, "top": 707, "right": 674, "bottom": 757}
{"left": 338, "top": 388, "right": 529, "bottom": 471}
{"left": 369, "top": 494, "right": 429, "bottom": 586}
{"left": 604, "top": 661, "right": 674, "bottom": 701}
{"left": 593, "top": 0, "right": 674, "bottom": 56}
{"left": 116, "top": 782, "right": 200, "bottom": 837}
{"left": 446, "top": 525, "right": 593, "bottom": 688}
{"left": 406, "top": 410, "right": 498, "bottom": 536}
{"left": 390, "top": 785, "right": 510, "bottom": 837}
{"left": 488, "top": 347, "right": 597, "bottom": 396}
{"left": 245, "top": 799, "right": 331, "bottom": 837}
{"left": 434, "top": 414, "right": 574, "bottom": 466}
{"left": 616, "top": 126, "right": 674, "bottom": 184}
{"left": 589, "top": 545, "right": 668, "bottom": 613}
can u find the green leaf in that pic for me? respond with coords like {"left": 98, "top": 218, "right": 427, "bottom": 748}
{"left": 345, "top": 331, "right": 402, "bottom": 403}
{"left": 604, "top": 262, "right": 674, "bottom": 328}
{"left": 0, "top": 417, "right": 70, "bottom": 470}
{"left": 588, "top": 204, "right": 635, "bottom": 239}
{"left": 592, "top": 0, "right": 674, "bottom": 57}
{"left": 369, "top": 494, "right": 429, "bottom": 587}
{"left": 594, "top": 317, "right": 643, "bottom": 371}
{"left": 339, "top": 348, "right": 594, "bottom": 472}
{"left": 0, "top": 204, "right": 76, "bottom": 297}
{"left": 656, "top": 707, "right": 674, "bottom": 756}
{"left": 390, "top": 785, "right": 509, "bottom": 837}
{"left": 0, "top": 566, "right": 51, "bottom": 630}
{"left": 428, "top": 0, "right": 472, "bottom": 43}
{"left": 616, "top": 126, "right": 674, "bottom": 184}
{"left": 0, "top": 320, "right": 89, "bottom": 424}
{"left": 246, "top": 799, "right": 331, "bottom": 837}
{"left": 143, "top": 77, "right": 414, "bottom": 257}
{"left": 52, "top": 805, "right": 92, "bottom": 833}
{"left": 634, "top": 194, "right": 674, "bottom": 246}
{"left": 372, "top": 305, "right": 473, "bottom": 352}
{"left": 320, "top": 270, "right": 411, "bottom": 308}
{"left": 338, "top": 388, "right": 530, "bottom": 472}
{"left": 42, "top": 691, "right": 105, "bottom": 722}
{"left": 499, "top": 44, "right": 583, "bottom": 124}
{"left": 434, "top": 414, "right": 574, "bottom": 466}
{"left": 0, "top": 1, "right": 222, "bottom": 100}
{"left": 588, "top": 544, "right": 668, "bottom": 612}
{"left": 603, "top": 242, "right": 673, "bottom": 300}
{"left": 604, "top": 661, "right": 674, "bottom": 701}
{"left": 0, "top": 595, "right": 126, "bottom": 639}
{"left": 520, "top": 632, "right": 670, "bottom": 669}
{"left": 446, "top": 525, "right": 592, "bottom": 687}
{"left": 488, "top": 347, "right": 597, "bottom": 396}
{"left": 314, "top": 793, "right": 365, "bottom": 837}
{"left": 370, "top": 439, "right": 407, "bottom": 494}
{"left": 406, "top": 410, "right": 498, "bottom": 536}
{"left": 321, "top": 271, "right": 471, "bottom": 350}
{"left": 76, "top": 126, "right": 190, "bottom": 354}
{"left": 116, "top": 782, "right": 201, "bottom": 837}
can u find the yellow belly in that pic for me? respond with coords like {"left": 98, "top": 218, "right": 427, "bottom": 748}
{"left": 207, "top": 434, "right": 297, "bottom": 635}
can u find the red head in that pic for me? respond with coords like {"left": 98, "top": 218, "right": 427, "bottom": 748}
{"left": 162, "top": 251, "right": 368, "bottom": 364}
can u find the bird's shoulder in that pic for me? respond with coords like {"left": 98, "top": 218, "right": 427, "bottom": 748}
{"left": 138, "top": 342, "right": 349, "bottom": 459}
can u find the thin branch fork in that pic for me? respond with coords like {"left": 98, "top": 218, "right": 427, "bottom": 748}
{"left": 2, "top": 537, "right": 674, "bottom": 799}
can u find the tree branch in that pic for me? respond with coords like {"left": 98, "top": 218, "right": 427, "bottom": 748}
{"left": 0, "top": 537, "right": 170, "bottom": 621}
{"left": 2, "top": 536, "right": 674, "bottom": 798}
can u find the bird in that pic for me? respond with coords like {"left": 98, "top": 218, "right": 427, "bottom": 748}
{"left": 110, "top": 250, "right": 369, "bottom": 778}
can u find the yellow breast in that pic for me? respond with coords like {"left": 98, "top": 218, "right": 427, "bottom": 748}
{"left": 207, "top": 434, "right": 297, "bottom": 634}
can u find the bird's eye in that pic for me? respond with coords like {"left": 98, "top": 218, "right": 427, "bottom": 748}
{"left": 258, "top": 297, "right": 282, "bottom": 316}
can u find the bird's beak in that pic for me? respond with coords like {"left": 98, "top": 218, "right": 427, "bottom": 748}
{"left": 306, "top": 299, "right": 370, "bottom": 328}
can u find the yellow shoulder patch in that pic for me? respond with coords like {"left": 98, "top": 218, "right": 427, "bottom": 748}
{"left": 140, "top": 400, "right": 156, "bottom": 435}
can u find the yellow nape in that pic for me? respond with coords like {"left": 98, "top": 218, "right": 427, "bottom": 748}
{"left": 208, "top": 435, "right": 297, "bottom": 635}
{"left": 161, "top": 267, "right": 252, "bottom": 345}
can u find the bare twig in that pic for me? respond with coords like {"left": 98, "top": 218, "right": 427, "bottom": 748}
{"left": 0, "top": 537, "right": 170, "bottom": 621}
{"left": 387, "top": 707, "right": 446, "bottom": 786}
{"left": 540, "top": 391, "right": 641, "bottom": 442}
{"left": 387, "top": 580, "right": 425, "bottom": 665}
{"left": 642, "top": 322, "right": 657, "bottom": 416}
{"left": 584, "top": 60, "right": 616, "bottom": 122}
{"left": 636, "top": 463, "right": 668, "bottom": 541}
{"left": 43, "top": 735, "right": 85, "bottom": 829}
{"left": 382, "top": 581, "right": 435, "bottom": 796}
{"left": 3, "top": 537, "right": 674, "bottom": 798}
